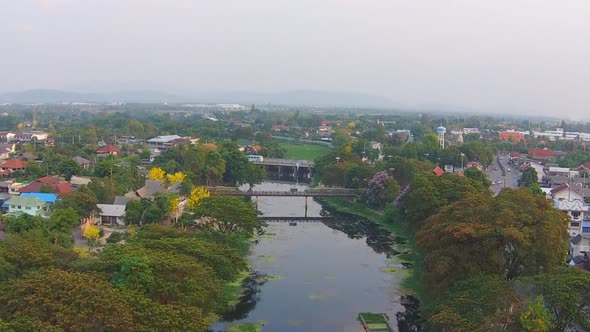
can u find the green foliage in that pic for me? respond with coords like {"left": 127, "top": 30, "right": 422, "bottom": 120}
{"left": 534, "top": 268, "right": 590, "bottom": 331}
{"left": 54, "top": 187, "right": 98, "bottom": 218}
{"left": 464, "top": 167, "right": 491, "bottom": 188}
{"left": 416, "top": 189, "right": 569, "bottom": 294}
{"left": 518, "top": 296, "right": 552, "bottom": 332}
{"left": 402, "top": 173, "right": 489, "bottom": 225}
{"left": 519, "top": 167, "right": 539, "bottom": 187}
{"left": 427, "top": 275, "right": 517, "bottom": 332}
{"left": 192, "top": 196, "right": 261, "bottom": 236}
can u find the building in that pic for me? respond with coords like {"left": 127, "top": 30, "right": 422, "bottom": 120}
{"left": 272, "top": 125, "right": 290, "bottom": 132}
{"left": 73, "top": 156, "right": 91, "bottom": 169}
{"left": 95, "top": 204, "right": 126, "bottom": 226}
{"left": 69, "top": 176, "right": 92, "bottom": 188}
{"left": 146, "top": 135, "right": 196, "bottom": 151}
{"left": 20, "top": 193, "right": 58, "bottom": 208}
{"left": 0, "top": 143, "right": 15, "bottom": 160}
{"left": 96, "top": 144, "right": 120, "bottom": 156}
{"left": 0, "top": 158, "right": 27, "bottom": 174}
{"left": 18, "top": 176, "right": 73, "bottom": 196}
{"left": 528, "top": 148, "right": 555, "bottom": 160}
{"left": 554, "top": 199, "right": 590, "bottom": 237}
{"left": 125, "top": 180, "right": 166, "bottom": 198}
{"left": 14, "top": 131, "right": 48, "bottom": 142}
{"left": 0, "top": 132, "right": 15, "bottom": 142}
{"left": 499, "top": 131, "right": 525, "bottom": 143}
{"left": 4, "top": 196, "right": 46, "bottom": 216}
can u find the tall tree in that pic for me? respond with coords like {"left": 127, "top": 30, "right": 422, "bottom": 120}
{"left": 192, "top": 196, "right": 260, "bottom": 236}
{"left": 416, "top": 189, "right": 569, "bottom": 293}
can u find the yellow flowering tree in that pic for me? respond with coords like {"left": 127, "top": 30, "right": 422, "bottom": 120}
{"left": 148, "top": 167, "right": 166, "bottom": 181}
{"left": 187, "top": 187, "right": 210, "bottom": 208}
{"left": 166, "top": 171, "right": 186, "bottom": 185}
{"left": 83, "top": 224, "right": 101, "bottom": 246}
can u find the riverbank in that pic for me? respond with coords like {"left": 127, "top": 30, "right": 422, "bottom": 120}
{"left": 317, "top": 197, "right": 426, "bottom": 304}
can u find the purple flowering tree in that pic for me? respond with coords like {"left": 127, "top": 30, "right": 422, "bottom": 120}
{"left": 366, "top": 171, "right": 400, "bottom": 210}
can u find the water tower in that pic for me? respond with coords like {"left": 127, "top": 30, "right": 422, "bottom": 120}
{"left": 436, "top": 126, "right": 446, "bottom": 149}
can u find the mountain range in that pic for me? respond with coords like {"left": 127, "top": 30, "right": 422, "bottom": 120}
{"left": 0, "top": 89, "right": 395, "bottom": 108}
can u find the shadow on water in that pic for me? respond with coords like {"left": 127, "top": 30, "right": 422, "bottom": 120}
{"left": 213, "top": 199, "right": 423, "bottom": 331}
{"left": 219, "top": 270, "right": 267, "bottom": 322}
{"left": 319, "top": 205, "right": 400, "bottom": 257}
{"left": 319, "top": 205, "right": 423, "bottom": 331}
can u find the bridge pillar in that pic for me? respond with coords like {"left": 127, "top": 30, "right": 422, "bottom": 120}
{"left": 304, "top": 196, "right": 308, "bottom": 218}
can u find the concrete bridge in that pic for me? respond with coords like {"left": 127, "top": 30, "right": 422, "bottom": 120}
{"left": 207, "top": 187, "right": 356, "bottom": 198}
{"left": 260, "top": 216, "right": 332, "bottom": 223}
{"left": 208, "top": 186, "right": 356, "bottom": 217}
{"left": 252, "top": 158, "right": 314, "bottom": 181}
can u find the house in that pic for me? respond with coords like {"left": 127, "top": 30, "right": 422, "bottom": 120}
{"left": 147, "top": 135, "right": 196, "bottom": 151}
{"left": 14, "top": 131, "right": 48, "bottom": 142}
{"left": 498, "top": 131, "right": 525, "bottom": 143}
{"left": 550, "top": 183, "right": 585, "bottom": 202}
{"left": 18, "top": 176, "right": 73, "bottom": 196}
{"left": 528, "top": 148, "right": 555, "bottom": 160}
{"left": 554, "top": 199, "right": 590, "bottom": 237}
{"left": 0, "top": 143, "right": 15, "bottom": 160}
{"left": 96, "top": 145, "right": 120, "bottom": 156}
{"left": 69, "top": 176, "right": 92, "bottom": 188}
{"left": 20, "top": 193, "right": 58, "bottom": 208}
{"left": 73, "top": 156, "right": 91, "bottom": 169}
{"left": 0, "top": 158, "right": 27, "bottom": 174}
{"left": 0, "top": 132, "right": 15, "bottom": 142}
{"left": 433, "top": 166, "right": 445, "bottom": 176}
{"left": 272, "top": 125, "right": 289, "bottom": 132}
{"left": 125, "top": 180, "right": 165, "bottom": 198}
{"left": 4, "top": 196, "right": 46, "bottom": 216}
{"left": 113, "top": 195, "right": 139, "bottom": 206}
{"left": 95, "top": 204, "right": 126, "bottom": 226}
{"left": 576, "top": 161, "right": 590, "bottom": 174}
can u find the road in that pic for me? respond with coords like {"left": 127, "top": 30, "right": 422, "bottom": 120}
{"left": 486, "top": 154, "right": 521, "bottom": 195}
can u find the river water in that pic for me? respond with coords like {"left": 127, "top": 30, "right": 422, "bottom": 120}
{"left": 211, "top": 182, "right": 419, "bottom": 332}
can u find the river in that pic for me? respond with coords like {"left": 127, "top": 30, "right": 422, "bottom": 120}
{"left": 211, "top": 182, "right": 419, "bottom": 332}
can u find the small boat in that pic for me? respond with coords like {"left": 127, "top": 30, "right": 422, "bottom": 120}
{"left": 358, "top": 313, "right": 393, "bottom": 332}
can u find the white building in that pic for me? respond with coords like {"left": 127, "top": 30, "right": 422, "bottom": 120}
{"left": 146, "top": 135, "right": 197, "bottom": 151}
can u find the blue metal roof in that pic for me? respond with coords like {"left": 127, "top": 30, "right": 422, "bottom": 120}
{"left": 20, "top": 193, "right": 58, "bottom": 204}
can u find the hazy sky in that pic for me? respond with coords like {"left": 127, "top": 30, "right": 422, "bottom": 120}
{"left": 1, "top": 0, "right": 589, "bottom": 117}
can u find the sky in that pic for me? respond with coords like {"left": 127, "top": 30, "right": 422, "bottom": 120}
{"left": 1, "top": 0, "right": 589, "bottom": 117}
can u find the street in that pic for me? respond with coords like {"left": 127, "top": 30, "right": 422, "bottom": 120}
{"left": 486, "top": 154, "right": 521, "bottom": 195}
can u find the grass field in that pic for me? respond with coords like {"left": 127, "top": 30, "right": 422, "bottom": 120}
{"left": 279, "top": 143, "right": 331, "bottom": 160}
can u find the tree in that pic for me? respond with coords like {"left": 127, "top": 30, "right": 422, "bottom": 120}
{"left": 519, "top": 296, "right": 552, "bottom": 332}
{"left": 416, "top": 189, "right": 569, "bottom": 294}
{"left": 54, "top": 188, "right": 98, "bottom": 218}
{"left": 192, "top": 196, "right": 260, "bottom": 235}
{"left": 0, "top": 269, "right": 135, "bottom": 331}
{"left": 187, "top": 187, "right": 210, "bottom": 208}
{"left": 464, "top": 167, "right": 492, "bottom": 188}
{"left": 143, "top": 204, "right": 164, "bottom": 224}
{"left": 534, "top": 268, "right": 590, "bottom": 331}
{"left": 520, "top": 167, "right": 539, "bottom": 187}
{"left": 83, "top": 224, "right": 100, "bottom": 246}
{"left": 125, "top": 200, "right": 144, "bottom": 225}
{"left": 166, "top": 171, "right": 186, "bottom": 185}
{"left": 59, "top": 159, "right": 81, "bottom": 181}
{"left": 428, "top": 275, "right": 517, "bottom": 331}
{"left": 148, "top": 167, "right": 166, "bottom": 181}
{"left": 366, "top": 171, "right": 400, "bottom": 209}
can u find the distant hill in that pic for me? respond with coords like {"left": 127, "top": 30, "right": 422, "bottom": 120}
{"left": 197, "top": 90, "right": 395, "bottom": 108}
{"left": 0, "top": 89, "right": 182, "bottom": 104}
{"left": 0, "top": 88, "right": 395, "bottom": 108}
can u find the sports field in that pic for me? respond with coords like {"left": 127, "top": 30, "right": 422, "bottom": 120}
{"left": 280, "top": 143, "right": 331, "bottom": 160}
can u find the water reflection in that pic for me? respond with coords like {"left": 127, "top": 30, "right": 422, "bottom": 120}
{"left": 213, "top": 182, "right": 422, "bottom": 331}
